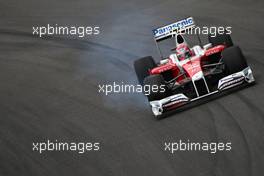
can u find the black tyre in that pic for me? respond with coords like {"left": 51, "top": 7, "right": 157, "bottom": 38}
{"left": 143, "top": 74, "right": 168, "bottom": 101}
{"left": 222, "top": 46, "right": 248, "bottom": 74}
{"left": 208, "top": 32, "right": 233, "bottom": 47}
{"left": 134, "top": 56, "right": 157, "bottom": 85}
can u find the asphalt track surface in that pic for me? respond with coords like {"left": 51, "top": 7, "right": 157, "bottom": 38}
{"left": 0, "top": 0, "right": 264, "bottom": 176}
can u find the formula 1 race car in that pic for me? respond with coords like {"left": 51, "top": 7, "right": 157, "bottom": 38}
{"left": 134, "top": 17, "right": 255, "bottom": 118}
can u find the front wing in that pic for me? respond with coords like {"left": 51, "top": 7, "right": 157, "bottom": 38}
{"left": 149, "top": 67, "right": 254, "bottom": 116}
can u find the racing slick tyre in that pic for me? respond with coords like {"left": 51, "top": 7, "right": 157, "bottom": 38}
{"left": 143, "top": 74, "right": 168, "bottom": 101}
{"left": 208, "top": 32, "right": 233, "bottom": 48}
{"left": 222, "top": 46, "right": 248, "bottom": 74}
{"left": 134, "top": 56, "right": 157, "bottom": 85}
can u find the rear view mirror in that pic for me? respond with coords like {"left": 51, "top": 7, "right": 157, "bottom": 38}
{"left": 203, "top": 43, "right": 212, "bottom": 50}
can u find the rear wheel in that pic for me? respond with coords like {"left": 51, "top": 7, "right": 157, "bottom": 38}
{"left": 208, "top": 32, "right": 233, "bottom": 48}
{"left": 134, "top": 56, "right": 157, "bottom": 85}
{"left": 143, "top": 74, "right": 168, "bottom": 101}
{"left": 222, "top": 46, "right": 248, "bottom": 74}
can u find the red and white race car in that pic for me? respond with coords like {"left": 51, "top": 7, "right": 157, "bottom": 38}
{"left": 134, "top": 17, "right": 255, "bottom": 118}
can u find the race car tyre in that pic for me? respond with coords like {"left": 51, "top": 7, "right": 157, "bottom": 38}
{"left": 222, "top": 46, "right": 248, "bottom": 74}
{"left": 208, "top": 32, "right": 233, "bottom": 48}
{"left": 143, "top": 74, "right": 168, "bottom": 101}
{"left": 134, "top": 56, "right": 157, "bottom": 85}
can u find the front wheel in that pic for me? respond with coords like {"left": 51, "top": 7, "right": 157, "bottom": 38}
{"left": 222, "top": 46, "right": 248, "bottom": 74}
{"left": 143, "top": 74, "right": 169, "bottom": 101}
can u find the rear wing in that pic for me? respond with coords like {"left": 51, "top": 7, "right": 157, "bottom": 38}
{"left": 152, "top": 17, "right": 196, "bottom": 42}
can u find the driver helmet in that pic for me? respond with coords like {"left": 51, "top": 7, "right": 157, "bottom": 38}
{"left": 176, "top": 43, "right": 192, "bottom": 61}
